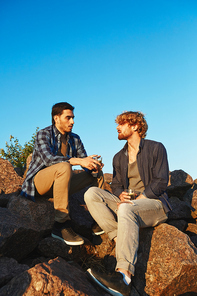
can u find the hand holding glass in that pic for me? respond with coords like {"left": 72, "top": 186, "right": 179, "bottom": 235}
{"left": 124, "top": 189, "right": 136, "bottom": 200}
{"left": 93, "top": 156, "right": 102, "bottom": 168}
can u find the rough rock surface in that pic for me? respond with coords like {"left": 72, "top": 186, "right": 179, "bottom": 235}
{"left": 168, "top": 196, "right": 194, "bottom": 220}
{"left": 0, "top": 257, "right": 29, "bottom": 288}
{"left": 145, "top": 224, "right": 197, "bottom": 296}
{"left": 0, "top": 158, "right": 23, "bottom": 194}
{"left": 167, "top": 169, "right": 194, "bottom": 199}
{"left": 0, "top": 207, "right": 42, "bottom": 261}
{"left": 0, "top": 157, "right": 197, "bottom": 296}
{"left": 7, "top": 194, "right": 55, "bottom": 231}
{"left": 0, "top": 257, "right": 101, "bottom": 296}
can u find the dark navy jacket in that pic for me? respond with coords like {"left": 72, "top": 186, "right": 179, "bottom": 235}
{"left": 111, "top": 139, "right": 172, "bottom": 213}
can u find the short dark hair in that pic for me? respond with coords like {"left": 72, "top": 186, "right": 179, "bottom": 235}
{"left": 115, "top": 111, "right": 148, "bottom": 138}
{"left": 51, "top": 102, "right": 74, "bottom": 125}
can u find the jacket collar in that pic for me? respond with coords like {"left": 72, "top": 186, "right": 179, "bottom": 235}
{"left": 123, "top": 138, "right": 144, "bottom": 155}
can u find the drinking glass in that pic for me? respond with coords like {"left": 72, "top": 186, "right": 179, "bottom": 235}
{"left": 124, "top": 189, "right": 136, "bottom": 200}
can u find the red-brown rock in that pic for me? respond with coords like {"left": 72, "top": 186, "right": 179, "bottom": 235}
{"left": 145, "top": 224, "right": 197, "bottom": 296}
{"left": 0, "top": 158, "right": 23, "bottom": 194}
{"left": 0, "top": 257, "right": 101, "bottom": 296}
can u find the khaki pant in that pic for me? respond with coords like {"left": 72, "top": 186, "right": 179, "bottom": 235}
{"left": 34, "top": 162, "right": 104, "bottom": 223}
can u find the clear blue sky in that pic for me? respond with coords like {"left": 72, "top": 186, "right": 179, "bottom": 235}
{"left": 1, "top": 0, "right": 197, "bottom": 179}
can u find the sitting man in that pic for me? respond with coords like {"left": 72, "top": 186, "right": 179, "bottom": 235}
{"left": 21, "top": 102, "right": 104, "bottom": 246}
{"left": 85, "top": 111, "right": 171, "bottom": 296}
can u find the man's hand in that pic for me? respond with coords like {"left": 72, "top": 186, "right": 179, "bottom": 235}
{"left": 80, "top": 155, "right": 104, "bottom": 171}
{"left": 68, "top": 154, "right": 104, "bottom": 170}
{"left": 119, "top": 191, "right": 147, "bottom": 201}
{"left": 119, "top": 191, "right": 131, "bottom": 202}
{"left": 117, "top": 191, "right": 147, "bottom": 209}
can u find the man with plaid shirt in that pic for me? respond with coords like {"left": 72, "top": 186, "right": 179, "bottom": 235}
{"left": 21, "top": 102, "right": 104, "bottom": 246}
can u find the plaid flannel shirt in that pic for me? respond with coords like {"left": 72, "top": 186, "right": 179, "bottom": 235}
{"left": 21, "top": 125, "right": 87, "bottom": 201}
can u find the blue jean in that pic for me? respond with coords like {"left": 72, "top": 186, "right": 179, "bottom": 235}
{"left": 84, "top": 187, "right": 168, "bottom": 276}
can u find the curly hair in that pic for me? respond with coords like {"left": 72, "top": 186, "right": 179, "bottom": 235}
{"left": 115, "top": 111, "right": 148, "bottom": 138}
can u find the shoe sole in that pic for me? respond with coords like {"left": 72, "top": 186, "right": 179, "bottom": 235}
{"left": 92, "top": 230, "right": 105, "bottom": 236}
{"left": 51, "top": 233, "right": 84, "bottom": 246}
{"left": 87, "top": 268, "right": 123, "bottom": 296}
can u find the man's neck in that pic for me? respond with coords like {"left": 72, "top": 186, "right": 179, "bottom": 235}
{"left": 127, "top": 134, "right": 141, "bottom": 163}
{"left": 127, "top": 134, "right": 141, "bottom": 150}
{"left": 55, "top": 125, "right": 67, "bottom": 136}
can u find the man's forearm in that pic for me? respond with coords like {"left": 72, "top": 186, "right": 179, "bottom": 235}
{"left": 68, "top": 155, "right": 103, "bottom": 172}
{"left": 68, "top": 157, "right": 83, "bottom": 166}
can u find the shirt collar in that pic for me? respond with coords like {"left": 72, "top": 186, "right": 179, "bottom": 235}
{"left": 53, "top": 125, "right": 61, "bottom": 138}
{"left": 53, "top": 125, "right": 71, "bottom": 141}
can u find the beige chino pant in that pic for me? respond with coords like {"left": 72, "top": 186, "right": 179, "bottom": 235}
{"left": 34, "top": 162, "right": 104, "bottom": 223}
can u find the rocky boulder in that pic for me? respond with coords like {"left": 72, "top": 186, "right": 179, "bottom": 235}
{"left": 0, "top": 257, "right": 101, "bottom": 296}
{"left": 144, "top": 224, "right": 197, "bottom": 296}
{"left": 0, "top": 158, "right": 197, "bottom": 295}
{"left": 0, "top": 158, "right": 23, "bottom": 194}
{"left": 167, "top": 169, "right": 194, "bottom": 199}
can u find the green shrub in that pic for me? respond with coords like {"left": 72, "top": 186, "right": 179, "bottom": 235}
{"left": 0, "top": 128, "right": 39, "bottom": 168}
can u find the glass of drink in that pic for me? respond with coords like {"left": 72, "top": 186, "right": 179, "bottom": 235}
{"left": 95, "top": 156, "right": 102, "bottom": 164}
{"left": 124, "top": 189, "right": 136, "bottom": 200}
{"left": 92, "top": 156, "right": 102, "bottom": 177}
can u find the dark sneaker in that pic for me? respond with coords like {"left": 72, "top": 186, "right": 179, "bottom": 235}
{"left": 92, "top": 223, "right": 105, "bottom": 235}
{"left": 52, "top": 225, "right": 84, "bottom": 246}
{"left": 87, "top": 268, "right": 131, "bottom": 296}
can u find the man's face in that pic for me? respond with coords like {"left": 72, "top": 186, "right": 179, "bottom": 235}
{"left": 54, "top": 109, "right": 74, "bottom": 134}
{"left": 116, "top": 122, "right": 133, "bottom": 140}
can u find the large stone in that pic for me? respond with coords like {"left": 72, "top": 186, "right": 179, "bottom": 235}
{"left": 145, "top": 224, "right": 197, "bottom": 296}
{"left": 0, "top": 158, "right": 23, "bottom": 194}
{"left": 183, "top": 183, "right": 197, "bottom": 211}
{"left": 168, "top": 196, "right": 194, "bottom": 221}
{"left": 37, "top": 233, "right": 116, "bottom": 273}
{"left": 0, "top": 257, "right": 29, "bottom": 288}
{"left": 0, "top": 257, "right": 101, "bottom": 296}
{"left": 37, "top": 237, "right": 86, "bottom": 262}
{"left": 167, "top": 219, "right": 188, "bottom": 232}
{"left": 0, "top": 207, "right": 42, "bottom": 261}
{"left": 7, "top": 194, "right": 55, "bottom": 231}
{"left": 167, "top": 170, "right": 193, "bottom": 199}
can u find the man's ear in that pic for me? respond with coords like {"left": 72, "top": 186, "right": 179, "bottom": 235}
{"left": 54, "top": 115, "right": 59, "bottom": 124}
{"left": 132, "top": 124, "right": 138, "bottom": 131}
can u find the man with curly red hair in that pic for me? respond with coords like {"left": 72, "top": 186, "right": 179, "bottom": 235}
{"left": 85, "top": 111, "right": 171, "bottom": 296}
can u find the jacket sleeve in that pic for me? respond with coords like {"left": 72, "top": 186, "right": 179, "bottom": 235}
{"left": 144, "top": 142, "right": 169, "bottom": 199}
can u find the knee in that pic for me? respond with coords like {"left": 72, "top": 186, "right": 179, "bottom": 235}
{"left": 118, "top": 203, "right": 134, "bottom": 218}
{"left": 84, "top": 187, "right": 100, "bottom": 205}
{"left": 55, "top": 162, "right": 72, "bottom": 175}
